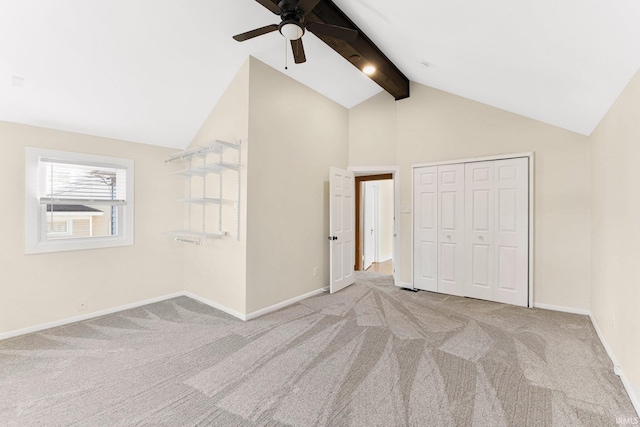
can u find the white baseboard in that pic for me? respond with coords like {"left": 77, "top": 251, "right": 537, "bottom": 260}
{"left": 532, "top": 302, "right": 590, "bottom": 316}
{"left": 245, "top": 288, "right": 326, "bottom": 321}
{"left": 589, "top": 314, "right": 640, "bottom": 417}
{"left": 0, "top": 292, "right": 185, "bottom": 341}
{"left": 0, "top": 287, "right": 330, "bottom": 341}
{"left": 182, "top": 292, "right": 246, "bottom": 321}
{"left": 187, "top": 288, "right": 327, "bottom": 322}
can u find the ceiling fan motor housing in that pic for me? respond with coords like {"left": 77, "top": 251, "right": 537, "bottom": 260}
{"left": 277, "top": 0, "right": 306, "bottom": 40}
{"left": 278, "top": 0, "right": 301, "bottom": 13}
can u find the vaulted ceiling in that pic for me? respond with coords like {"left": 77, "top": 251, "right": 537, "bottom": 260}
{"left": 1, "top": 0, "right": 639, "bottom": 149}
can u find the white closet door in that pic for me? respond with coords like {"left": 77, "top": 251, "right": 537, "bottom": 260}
{"left": 413, "top": 167, "right": 438, "bottom": 291}
{"left": 464, "top": 161, "right": 495, "bottom": 301}
{"left": 437, "top": 164, "right": 465, "bottom": 296}
{"left": 493, "top": 158, "right": 528, "bottom": 306}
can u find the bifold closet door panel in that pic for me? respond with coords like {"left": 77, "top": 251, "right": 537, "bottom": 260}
{"left": 493, "top": 157, "right": 528, "bottom": 306}
{"left": 415, "top": 158, "right": 529, "bottom": 304}
{"left": 437, "top": 164, "right": 465, "bottom": 296}
{"left": 413, "top": 167, "right": 438, "bottom": 291}
{"left": 464, "top": 161, "right": 495, "bottom": 301}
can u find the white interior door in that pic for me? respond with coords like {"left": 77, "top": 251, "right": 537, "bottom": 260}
{"left": 493, "top": 158, "right": 529, "bottom": 306}
{"left": 329, "top": 167, "right": 355, "bottom": 293}
{"left": 437, "top": 164, "right": 465, "bottom": 296}
{"left": 464, "top": 161, "right": 495, "bottom": 301}
{"left": 363, "top": 182, "right": 375, "bottom": 270}
{"left": 413, "top": 166, "right": 438, "bottom": 291}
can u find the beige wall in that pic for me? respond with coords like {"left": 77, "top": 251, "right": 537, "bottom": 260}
{"left": 245, "top": 57, "right": 349, "bottom": 314}
{"left": 590, "top": 69, "right": 640, "bottom": 396}
{"left": 349, "top": 82, "right": 591, "bottom": 310}
{"left": 182, "top": 56, "right": 349, "bottom": 316}
{"left": 349, "top": 91, "right": 397, "bottom": 166}
{"left": 184, "top": 59, "right": 250, "bottom": 314}
{"left": 0, "top": 121, "right": 183, "bottom": 335}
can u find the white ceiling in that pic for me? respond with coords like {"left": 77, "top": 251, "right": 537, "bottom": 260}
{"left": 1, "top": 0, "right": 639, "bottom": 149}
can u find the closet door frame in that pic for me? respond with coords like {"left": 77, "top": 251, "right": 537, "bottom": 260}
{"left": 411, "top": 152, "right": 534, "bottom": 308}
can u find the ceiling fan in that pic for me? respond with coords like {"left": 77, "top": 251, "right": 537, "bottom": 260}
{"left": 233, "top": 0, "right": 358, "bottom": 65}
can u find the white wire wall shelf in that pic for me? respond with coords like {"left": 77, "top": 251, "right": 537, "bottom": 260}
{"left": 165, "top": 140, "right": 240, "bottom": 163}
{"left": 168, "top": 230, "right": 230, "bottom": 245}
{"left": 165, "top": 140, "right": 241, "bottom": 244}
{"left": 171, "top": 162, "right": 240, "bottom": 177}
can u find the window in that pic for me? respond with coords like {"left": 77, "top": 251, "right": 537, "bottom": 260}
{"left": 25, "top": 148, "right": 134, "bottom": 254}
{"left": 46, "top": 219, "right": 72, "bottom": 236}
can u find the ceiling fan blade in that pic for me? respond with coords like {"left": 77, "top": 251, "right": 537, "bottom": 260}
{"left": 233, "top": 24, "right": 279, "bottom": 42}
{"left": 291, "top": 39, "right": 307, "bottom": 64}
{"left": 255, "top": 0, "right": 281, "bottom": 14}
{"left": 307, "top": 22, "right": 358, "bottom": 42}
{"left": 297, "top": 0, "right": 322, "bottom": 14}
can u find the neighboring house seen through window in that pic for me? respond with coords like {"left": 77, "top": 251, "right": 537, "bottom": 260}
{"left": 25, "top": 148, "right": 134, "bottom": 254}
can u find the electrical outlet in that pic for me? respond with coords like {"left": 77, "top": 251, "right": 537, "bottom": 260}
{"left": 313, "top": 267, "right": 319, "bottom": 277}
{"left": 77, "top": 299, "right": 88, "bottom": 312}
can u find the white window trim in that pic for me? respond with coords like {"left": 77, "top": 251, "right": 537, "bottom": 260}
{"left": 25, "top": 147, "right": 134, "bottom": 254}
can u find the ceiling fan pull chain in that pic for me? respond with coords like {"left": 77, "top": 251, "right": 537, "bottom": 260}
{"left": 284, "top": 37, "right": 288, "bottom": 70}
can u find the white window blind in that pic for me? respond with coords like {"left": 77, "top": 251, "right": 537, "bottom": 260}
{"left": 40, "top": 161, "right": 127, "bottom": 206}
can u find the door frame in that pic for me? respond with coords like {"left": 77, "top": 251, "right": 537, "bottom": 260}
{"left": 356, "top": 174, "right": 392, "bottom": 271}
{"left": 412, "top": 152, "right": 535, "bottom": 308}
{"left": 349, "top": 166, "right": 400, "bottom": 286}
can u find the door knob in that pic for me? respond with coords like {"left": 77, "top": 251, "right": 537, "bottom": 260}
{"left": 446, "top": 235, "right": 451, "bottom": 239}
{"left": 479, "top": 236, "right": 484, "bottom": 240}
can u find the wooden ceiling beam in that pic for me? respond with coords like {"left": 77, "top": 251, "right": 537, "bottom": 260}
{"left": 306, "top": 0, "right": 409, "bottom": 101}
{"left": 264, "top": 0, "right": 410, "bottom": 101}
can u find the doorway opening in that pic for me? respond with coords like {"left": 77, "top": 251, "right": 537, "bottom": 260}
{"left": 354, "top": 174, "right": 394, "bottom": 275}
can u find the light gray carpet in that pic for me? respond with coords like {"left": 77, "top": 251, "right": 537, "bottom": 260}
{"left": 0, "top": 272, "right": 636, "bottom": 426}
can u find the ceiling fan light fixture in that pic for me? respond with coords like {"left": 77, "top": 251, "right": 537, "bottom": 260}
{"left": 280, "top": 22, "right": 304, "bottom": 40}
{"left": 363, "top": 65, "right": 376, "bottom": 76}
